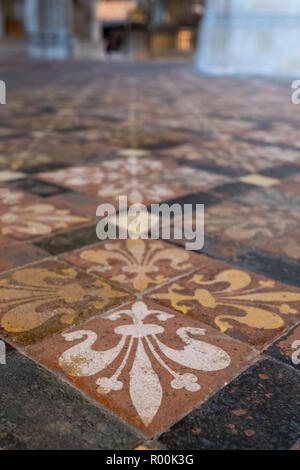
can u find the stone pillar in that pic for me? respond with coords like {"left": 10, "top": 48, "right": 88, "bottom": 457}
{"left": 24, "top": 0, "right": 73, "bottom": 59}
{"left": 196, "top": 0, "right": 300, "bottom": 76}
{"left": 0, "top": 0, "right": 4, "bottom": 39}
{"left": 90, "top": 0, "right": 100, "bottom": 43}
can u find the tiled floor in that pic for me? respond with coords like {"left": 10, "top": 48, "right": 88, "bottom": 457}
{"left": 0, "top": 59, "right": 300, "bottom": 450}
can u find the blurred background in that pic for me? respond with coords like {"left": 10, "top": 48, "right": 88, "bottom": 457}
{"left": 0, "top": 0, "right": 204, "bottom": 61}
{"left": 1, "top": 0, "right": 300, "bottom": 77}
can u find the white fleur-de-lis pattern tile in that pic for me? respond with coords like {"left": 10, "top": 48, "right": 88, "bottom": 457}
{"left": 29, "top": 300, "right": 255, "bottom": 434}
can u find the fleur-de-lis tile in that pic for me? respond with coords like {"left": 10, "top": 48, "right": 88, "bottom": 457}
{"left": 38, "top": 166, "right": 106, "bottom": 190}
{"left": 149, "top": 257, "right": 300, "bottom": 348}
{"left": 0, "top": 260, "right": 131, "bottom": 345}
{"left": 62, "top": 239, "right": 206, "bottom": 293}
{"left": 38, "top": 158, "right": 177, "bottom": 192}
{"left": 28, "top": 300, "right": 255, "bottom": 435}
{"left": 0, "top": 203, "right": 91, "bottom": 240}
{"left": 0, "top": 187, "right": 24, "bottom": 206}
{"left": 204, "top": 201, "right": 300, "bottom": 261}
{"left": 96, "top": 176, "right": 190, "bottom": 206}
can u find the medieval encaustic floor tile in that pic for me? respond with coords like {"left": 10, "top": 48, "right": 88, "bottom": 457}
{"left": 95, "top": 175, "right": 191, "bottom": 207}
{"left": 0, "top": 170, "right": 26, "bottom": 182}
{"left": 0, "top": 260, "right": 131, "bottom": 346}
{"left": 265, "top": 323, "right": 300, "bottom": 371}
{"left": 233, "top": 249, "right": 300, "bottom": 288}
{"left": 0, "top": 185, "right": 38, "bottom": 214}
{"left": 162, "top": 139, "right": 299, "bottom": 173}
{"left": 61, "top": 239, "right": 206, "bottom": 293}
{"left": 34, "top": 224, "right": 99, "bottom": 256}
{"left": 239, "top": 174, "right": 280, "bottom": 188}
{"left": 37, "top": 157, "right": 177, "bottom": 192}
{"left": 0, "top": 195, "right": 92, "bottom": 241}
{"left": 10, "top": 177, "right": 71, "bottom": 198}
{"left": 0, "top": 243, "right": 46, "bottom": 273}
{"left": 149, "top": 257, "right": 300, "bottom": 349}
{"left": 204, "top": 201, "right": 300, "bottom": 261}
{"left": 158, "top": 359, "right": 300, "bottom": 450}
{"left": 28, "top": 299, "right": 255, "bottom": 435}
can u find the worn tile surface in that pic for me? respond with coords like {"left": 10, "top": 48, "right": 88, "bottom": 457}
{"left": 61, "top": 239, "right": 205, "bottom": 293}
{"left": 0, "top": 260, "right": 131, "bottom": 345}
{"left": 34, "top": 224, "right": 99, "bottom": 255}
{"left": 29, "top": 299, "right": 255, "bottom": 435}
{"left": 150, "top": 258, "right": 300, "bottom": 348}
{"left": 2, "top": 59, "right": 300, "bottom": 449}
{"left": 0, "top": 196, "right": 92, "bottom": 241}
{"left": 0, "top": 346, "right": 140, "bottom": 450}
{"left": 159, "top": 359, "right": 300, "bottom": 450}
{"left": 265, "top": 324, "right": 300, "bottom": 371}
{"left": 204, "top": 201, "right": 300, "bottom": 261}
{"left": 0, "top": 243, "right": 46, "bottom": 273}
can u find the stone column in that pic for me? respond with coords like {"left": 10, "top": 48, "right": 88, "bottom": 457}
{"left": 0, "top": 0, "right": 4, "bottom": 39}
{"left": 24, "top": 0, "right": 73, "bottom": 59}
{"left": 196, "top": 0, "right": 300, "bottom": 76}
{"left": 90, "top": 0, "right": 100, "bottom": 43}
{"left": 87, "top": 0, "right": 105, "bottom": 58}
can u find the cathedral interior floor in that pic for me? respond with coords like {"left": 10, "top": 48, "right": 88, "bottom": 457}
{"left": 0, "top": 59, "right": 300, "bottom": 450}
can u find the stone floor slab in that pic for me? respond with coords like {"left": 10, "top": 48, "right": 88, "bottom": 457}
{"left": 0, "top": 345, "right": 140, "bottom": 450}
{"left": 265, "top": 323, "right": 300, "bottom": 371}
{"left": 158, "top": 359, "right": 300, "bottom": 450}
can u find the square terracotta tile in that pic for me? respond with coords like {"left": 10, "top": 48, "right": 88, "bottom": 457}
{"left": 0, "top": 243, "right": 46, "bottom": 273}
{"left": 46, "top": 191, "right": 100, "bottom": 218}
{"left": 95, "top": 175, "right": 191, "bottom": 207}
{"left": 38, "top": 158, "right": 177, "bottom": 191}
{"left": 149, "top": 257, "right": 300, "bottom": 349}
{"left": 0, "top": 185, "right": 38, "bottom": 214}
{"left": 277, "top": 173, "right": 300, "bottom": 196}
{"left": 205, "top": 201, "right": 300, "bottom": 261}
{"left": 0, "top": 196, "right": 92, "bottom": 241}
{"left": 61, "top": 239, "right": 206, "bottom": 293}
{"left": 37, "top": 165, "right": 106, "bottom": 192}
{"left": 0, "top": 260, "right": 131, "bottom": 346}
{"left": 162, "top": 139, "right": 298, "bottom": 173}
{"left": 98, "top": 156, "right": 177, "bottom": 179}
{"left": 151, "top": 166, "right": 229, "bottom": 192}
{"left": 28, "top": 299, "right": 255, "bottom": 435}
{"left": 234, "top": 186, "right": 300, "bottom": 209}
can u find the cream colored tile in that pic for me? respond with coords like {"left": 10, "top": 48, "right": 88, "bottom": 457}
{"left": 240, "top": 174, "right": 280, "bottom": 187}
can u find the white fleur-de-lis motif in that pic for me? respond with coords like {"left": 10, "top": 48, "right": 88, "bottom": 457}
{"left": 59, "top": 301, "right": 231, "bottom": 427}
